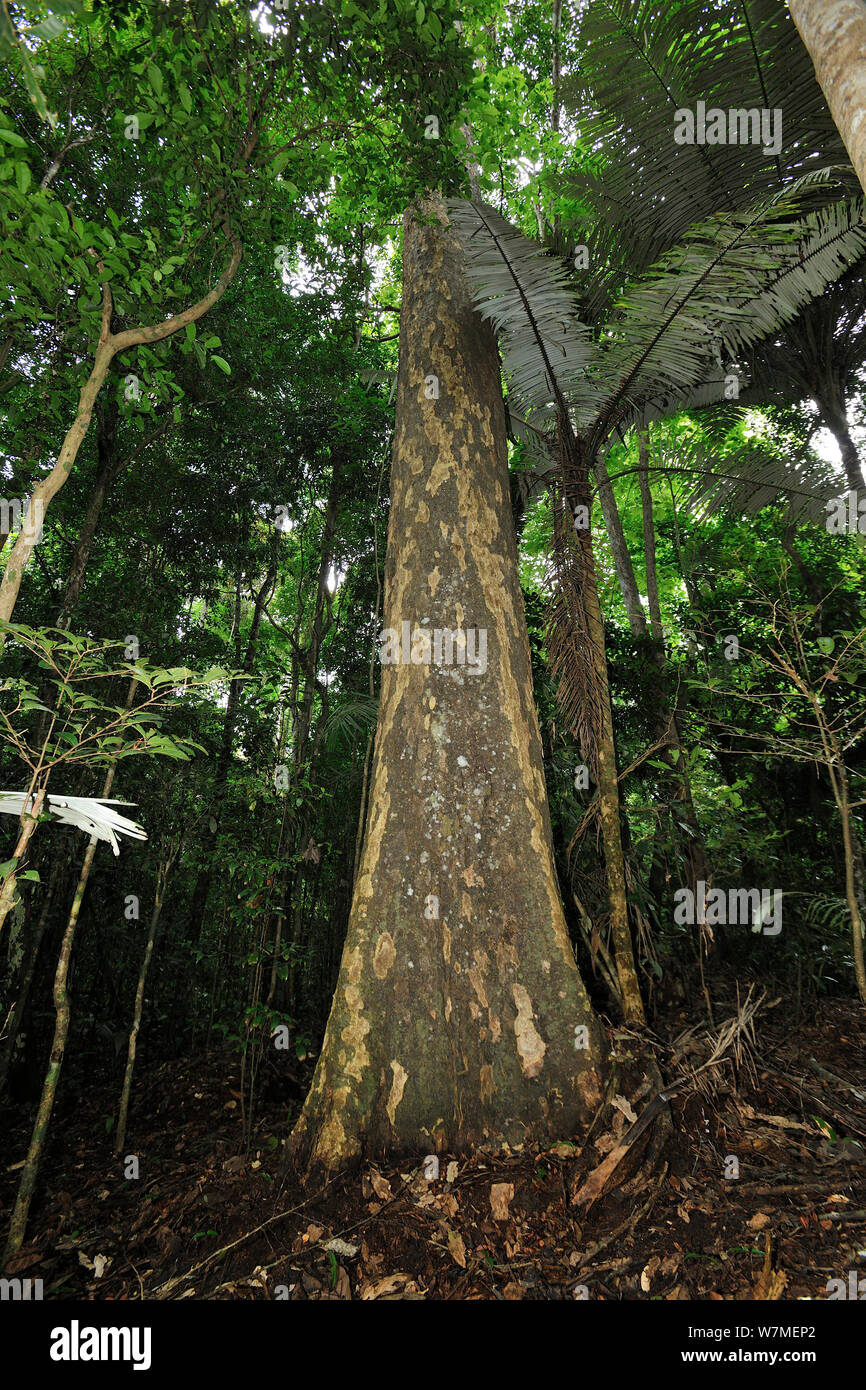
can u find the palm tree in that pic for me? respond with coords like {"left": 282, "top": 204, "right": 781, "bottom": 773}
{"left": 449, "top": 180, "right": 866, "bottom": 1014}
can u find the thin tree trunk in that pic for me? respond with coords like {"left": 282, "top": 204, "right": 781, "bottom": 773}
{"left": 0, "top": 786, "right": 46, "bottom": 941}
{"left": 594, "top": 449, "right": 649, "bottom": 637}
{"left": 185, "top": 552, "right": 277, "bottom": 951}
{"left": 0, "top": 230, "right": 241, "bottom": 627}
{"left": 114, "top": 847, "right": 175, "bottom": 1153}
{"left": 815, "top": 396, "right": 864, "bottom": 492}
{"left": 2, "top": 832, "right": 98, "bottom": 1265}
{"left": 55, "top": 398, "right": 121, "bottom": 625}
{"left": 573, "top": 521, "right": 646, "bottom": 1024}
{"left": 596, "top": 443, "right": 710, "bottom": 897}
{"left": 289, "top": 195, "right": 606, "bottom": 1176}
{"left": 2, "top": 683, "right": 134, "bottom": 1263}
{"left": 0, "top": 861, "right": 61, "bottom": 1097}
{"left": 638, "top": 440, "right": 664, "bottom": 645}
{"left": 788, "top": 0, "right": 866, "bottom": 197}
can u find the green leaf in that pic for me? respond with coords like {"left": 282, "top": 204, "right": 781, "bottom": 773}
{"left": 147, "top": 63, "right": 164, "bottom": 99}
{"left": 0, "top": 128, "right": 28, "bottom": 147}
{"left": 211, "top": 355, "right": 231, "bottom": 374}
{"left": 16, "top": 161, "right": 31, "bottom": 194}
{"left": 29, "top": 15, "right": 66, "bottom": 39}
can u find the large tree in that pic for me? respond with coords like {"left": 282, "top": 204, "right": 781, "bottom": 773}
{"left": 289, "top": 196, "right": 607, "bottom": 1175}
{"left": 788, "top": 0, "right": 866, "bottom": 196}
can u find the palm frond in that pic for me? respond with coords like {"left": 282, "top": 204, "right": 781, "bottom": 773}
{"left": 322, "top": 694, "right": 379, "bottom": 750}
{"left": 591, "top": 191, "right": 866, "bottom": 449}
{"left": 447, "top": 199, "right": 597, "bottom": 431}
{"left": 629, "top": 433, "right": 844, "bottom": 522}
{"left": 565, "top": 0, "right": 852, "bottom": 280}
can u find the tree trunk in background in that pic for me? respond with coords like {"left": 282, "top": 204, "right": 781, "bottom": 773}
{"left": 289, "top": 196, "right": 606, "bottom": 1175}
{"left": 184, "top": 553, "right": 278, "bottom": 953}
{"left": 0, "top": 861, "right": 61, "bottom": 1097}
{"left": 594, "top": 450, "right": 649, "bottom": 637}
{"left": 638, "top": 445, "right": 664, "bottom": 645}
{"left": 55, "top": 397, "right": 122, "bottom": 625}
{"left": 788, "top": 0, "right": 866, "bottom": 197}
{"left": 637, "top": 442, "right": 710, "bottom": 897}
{"left": 2, "top": 685, "right": 135, "bottom": 1263}
{"left": 595, "top": 444, "right": 710, "bottom": 898}
{"left": 574, "top": 521, "right": 647, "bottom": 1024}
{"left": 115, "top": 845, "right": 175, "bottom": 1153}
{"left": 813, "top": 388, "right": 864, "bottom": 491}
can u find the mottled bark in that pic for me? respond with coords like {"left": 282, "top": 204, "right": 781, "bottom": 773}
{"left": 289, "top": 197, "right": 606, "bottom": 1174}
{"left": 788, "top": 0, "right": 866, "bottom": 197}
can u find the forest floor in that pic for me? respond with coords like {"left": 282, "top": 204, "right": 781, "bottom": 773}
{"left": 2, "top": 987, "right": 865, "bottom": 1301}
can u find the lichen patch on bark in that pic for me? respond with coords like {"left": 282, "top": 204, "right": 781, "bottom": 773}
{"left": 386, "top": 1061, "right": 409, "bottom": 1126}
{"left": 373, "top": 931, "right": 397, "bottom": 979}
{"left": 512, "top": 984, "right": 546, "bottom": 1079}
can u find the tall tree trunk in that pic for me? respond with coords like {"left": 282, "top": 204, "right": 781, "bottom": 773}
{"left": 289, "top": 196, "right": 606, "bottom": 1176}
{"left": 788, "top": 0, "right": 866, "bottom": 197}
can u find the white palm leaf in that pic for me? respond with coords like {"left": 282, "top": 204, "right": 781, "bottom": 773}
{"left": 0, "top": 794, "right": 147, "bottom": 856}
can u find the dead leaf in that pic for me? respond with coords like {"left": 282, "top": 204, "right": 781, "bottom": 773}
{"left": 640, "top": 1255, "right": 660, "bottom": 1292}
{"left": 447, "top": 1228, "right": 467, "bottom": 1267}
{"left": 612, "top": 1094, "right": 638, "bottom": 1125}
{"left": 360, "top": 1273, "right": 414, "bottom": 1300}
{"left": 502, "top": 1282, "right": 524, "bottom": 1300}
{"left": 445, "top": 1161, "right": 459, "bottom": 1184}
{"left": 323, "top": 1238, "right": 358, "bottom": 1258}
{"left": 753, "top": 1233, "right": 788, "bottom": 1300}
{"left": 490, "top": 1182, "right": 514, "bottom": 1222}
{"left": 369, "top": 1170, "right": 392, "bottom": 1201}
{"left": 748, "top": 1212, "right": 771, "bottom": 1231}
